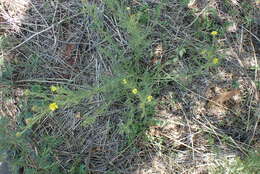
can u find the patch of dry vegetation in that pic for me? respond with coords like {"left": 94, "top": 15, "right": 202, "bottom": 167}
{"left": 0, "top": 0, "right": 259, "bottom": 174}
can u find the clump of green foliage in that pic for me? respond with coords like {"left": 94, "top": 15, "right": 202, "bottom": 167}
{"left": 0, "top": 1, "right": 163, "bottom": 173}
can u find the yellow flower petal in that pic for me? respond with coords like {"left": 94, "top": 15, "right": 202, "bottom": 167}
{"left": 132, "top": 88, "right": 138, "bottom": 94}
{"left": 212, "top": 57, "right": 219, "bottom": 64}
{"left": 122, "top": 79, "right": 128, "bottom": 85}
{"left": 49, "top": 102, "right": 58, "bottom": 111}
{"left": 147, "top": 95, "right": 153, "bottom": 102}
{"left": 50, "top": 85, "right": 58, "bottom": 92}
{"left": 211, "top": 31, "right": 218, "bottom": 36}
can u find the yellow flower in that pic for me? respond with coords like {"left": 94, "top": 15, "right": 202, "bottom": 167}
{"left": 211, "top": 31, "right": 218, "bottom": 36}
{"left": 122, "top": 79, "right": 128, "bottom": 85}
{"left": 147, "top": 95, "right": 153, "bottom": 102}
{"left": 50, "top": 85, "right": 58, "bottom": 92}
{"left": 212, "top": 57, "right": 219, "bottom": 64}
{"left": 126, "top": 7, "right": 131, "bottom": 11}
{"left": 132, "top": 88, "right": 138, "bottom": 94}
{"left": 16, "top": 132, "right": 22, "bottom": 137}
{"left": 49, "top": 102, "right": 58, "bottom": 111}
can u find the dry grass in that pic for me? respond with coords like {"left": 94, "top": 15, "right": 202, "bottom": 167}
{"left": 0, "top": 0, "right": 259, "bottom": 173}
